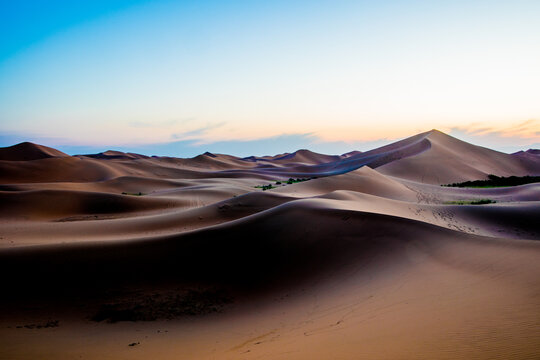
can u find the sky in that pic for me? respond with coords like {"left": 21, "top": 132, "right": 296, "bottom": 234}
{"left": 1, "top": 0, "right": 539, "bottom": 156}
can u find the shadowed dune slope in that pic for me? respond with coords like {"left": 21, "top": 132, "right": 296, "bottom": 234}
{"left": 247, "top": 134, "right": 432, "bottom": 177}
{"left": 0, "top": 191, "right": 297, "bottom": 247}
{"left": 2, "top": 199, "right": 537, "bottom": 296}
{"left": 1, "top": 201, "right": 540, "bottom": 360}
{"left": 0, "top": 189, "right": 182, "bottom": 221}
{"left": 0, "top": 157, "right": 127, "bottom": 183}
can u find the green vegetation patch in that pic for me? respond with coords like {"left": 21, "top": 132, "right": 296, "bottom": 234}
{"left": 442, "top": 174, "right": 540, "bottom": 188}
{"left": 254, "top": 177, "right": 318, "bottom": 191}
{"left": 445, "top": 199, "right": 496, "bottom": 205}
{"left": 285, "top": 177, "right": 316, "bottom": 184}
{"left": 254, "top": 184, "right": 276, "bottom": 191}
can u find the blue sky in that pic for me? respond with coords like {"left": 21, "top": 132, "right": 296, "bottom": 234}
{"left": 1, "top": 0, "right": 539, "bottom": 156}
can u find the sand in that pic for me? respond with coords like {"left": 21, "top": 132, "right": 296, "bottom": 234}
{"left": 1, "top": 130, "right": 539, "bottom": 359}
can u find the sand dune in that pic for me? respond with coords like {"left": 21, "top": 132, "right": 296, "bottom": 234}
{"left": 271, "top": 149, "right": 341, "bottom": 165}
{"left": 0, "top": 142, "right": 69, "bottom": 161}
{"left": 273, "top": 166, "right": 418, "bottom": 201}
{"left": 82, "top": 150, "right": 150, "bottom": 160}
{"left": 0, "top": 189, "right": 184, "bottom": 221}
{"left": 1, "top": 130, "right": 539, "bottom": 360}
{"left": 377, "top": 130, "right": 540, "bottom": 183}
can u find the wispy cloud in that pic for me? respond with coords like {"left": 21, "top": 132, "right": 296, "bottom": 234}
{"left": 449, "top": 119, "right": 539, "bottom": 140}
{"left": 448, "top": 119, "right": 540, "bottom": 153}
{"left": 171, "top": 122, "right": 227, "bottom": 140}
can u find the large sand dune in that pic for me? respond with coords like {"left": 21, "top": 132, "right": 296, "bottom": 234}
{"left": 376, "top": 130, "right": 540, "bottom": 183}
{"left": 1, "top": 130, "right": 539, "bottom": 359}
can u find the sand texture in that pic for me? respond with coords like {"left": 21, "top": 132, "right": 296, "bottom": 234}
{"left": 1, "top": 130, "right": 540, "bottom": 359}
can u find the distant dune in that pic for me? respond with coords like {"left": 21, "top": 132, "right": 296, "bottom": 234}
{"left": 1, "top": 130, "right": 539, "bottom": 360}
{"left": 271, "top": 149, "right": 342, "bottom": 164}
{"left": 0, "top": 141, "right": 69, "bottom": 161}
